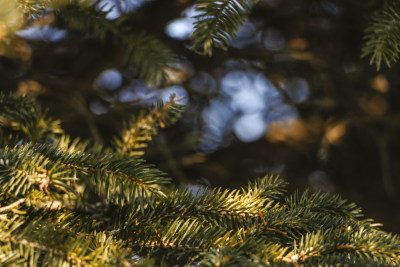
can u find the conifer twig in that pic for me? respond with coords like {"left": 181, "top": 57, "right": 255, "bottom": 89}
{"left": 0, "top": 198, "right": 26, "bottom": 213}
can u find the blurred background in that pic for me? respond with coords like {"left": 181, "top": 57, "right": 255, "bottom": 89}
{"left": 1, "top": 0, "right": 399, "bottom": 232}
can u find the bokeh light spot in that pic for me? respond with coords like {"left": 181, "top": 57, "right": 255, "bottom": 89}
{"left": 233, "top": 113, "right": 267, "bottom": 142}
{"left": 94, "top": 69, "right": 123, "bottom": 91}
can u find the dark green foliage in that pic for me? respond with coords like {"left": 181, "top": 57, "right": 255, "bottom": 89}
{"left": 362, "top": 1, "right": 400, "bottom": 70}
{"left": 0, "top": 94, "right": 63, "bottom": 145}
{"left": 53, "top": 0, "right": 176, "bottom": 85}
{"left": 10, "top": 111, "right": 64, "bottom": 143}
{"left": 190, "top": 0, "right": 252, "bottom": 56}
{"left": 2, "top": 0, "right": 175, "bottom": 86}
{"left": 0, "top": 93, "right": 35, "bottom": 122}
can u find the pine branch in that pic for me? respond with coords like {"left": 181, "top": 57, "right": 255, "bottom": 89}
{"left": 0, "top": 93, "right": 35, "bottom": 122}
{"left": 0, "top": 198, "right": 25, "bottom": 213}
{"left": 292, "top": 229, "right": 400, "bottom": 265}
{"left": 117, "top": 176, "right": 285, "bottom": 238}
{"left": 285, "top": 190, "right": 363, "bottom": 219}
{"left": 52, "top": 0, "right": 116, "bottom": 41}
{"left": 198, "top": 238, "right": 288, "bottom": 266}
{"left": 0, "top": 214, "right": 135, "bottom": 266}
{"left": 122, "top": 33, "right": 177, "bottom": 86}
{"left": 51, "top": 135, "right": 107, "bottom": 161}
{"left": 53, "top": 0, "right": 176, "bottom": 85}
{"left": 126, "top": 217, "right": 242, "bottom": 253}
{"left": 115, "top": 175, "right": 400, "bottom": 265}
{"left": 18, "top": 0, "right": 47, "bottom": 17}
{"left": 0, "top": 94, "right": 63, "bottom": 146}
{"left": 113, "top": 95, "right": 185, "bottom": 157}
{"left": 190, "top": 0, "right": 252, "bottom": 56}
{"left": 11, "top": 110, "right": 64, "bottom": 143}
{"left": 32, "top": 143, "right": 170, "bottom": 209}
{"left": 1, "top": 91, "right": 399, "bottom": 266}
{"left": 0, "top": 145, "right": 58, "bottom": 198}
{"left": 115, "top": 176, "right": 292, "bottom": 262}
{"left": 0, "top": 142, "right": 170, "bottom": 213}
{"left": 362, "top": 1, "right": 400, "bottom": 70}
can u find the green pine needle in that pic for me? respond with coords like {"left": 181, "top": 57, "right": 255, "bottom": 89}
{"left": 190, "top": 0, "right": 252, "bottom": 56}
{"left": 362, "top": 1, "right": 400, "bottom": 70}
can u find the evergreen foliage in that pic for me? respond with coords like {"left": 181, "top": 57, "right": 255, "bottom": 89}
{"left": 362, "top": 0, "right": 400, "bottom": 70}
{"left": 190, "top": 0, "right": 252, "bottom": 56}
{"left": 0, "top": 1, "right": 399, "bottom": 266}
{"left": 54, "top": 0, "right": 175, "bottom": 85}
{"left": 113, "top": 95, "right": 185, "bottom": 157}
{"left": 1, "top": 0, "right": 175, "bottom": 86}
{"left": 0, "top": 93, "right": 35, "bottom": 121}
{"left": 0, "top": 95, "right": 399, "bottom": 266}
